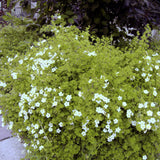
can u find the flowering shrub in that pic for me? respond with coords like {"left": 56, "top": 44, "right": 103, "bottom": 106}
{"left": 0, "top": 14, "right": 160, "bottom": 160}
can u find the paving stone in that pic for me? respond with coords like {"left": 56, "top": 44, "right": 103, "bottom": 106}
{"left": 0, "top": 137, "right": 26, "bottom": 160}
{"left": 0, "top": 115, "right": 12, "bottom": 141}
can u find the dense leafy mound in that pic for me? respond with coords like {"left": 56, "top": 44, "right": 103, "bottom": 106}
{"left": 0, "top": 15, "right": 160, "bottom": 160}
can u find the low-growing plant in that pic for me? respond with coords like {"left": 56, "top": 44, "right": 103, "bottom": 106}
{"left": 0, "top": 14, "right": 160, "bottom": 160}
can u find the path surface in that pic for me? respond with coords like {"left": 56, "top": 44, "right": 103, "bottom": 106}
{"left": 0, "top": 114, "right": 26, "bottom": 160}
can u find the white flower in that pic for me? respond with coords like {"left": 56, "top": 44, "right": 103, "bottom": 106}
{"left": 78, "top": 91, "right": 83, "bottom": 97}
{"left": 88, "top": 79, "right": 92, "bottom": 83}
{"left": 31, "top": 106, "right": 35, "bottom": 110}
{"left": 113, "top": 119, "right": 118, "bottom": 124}
{"left": 40, "top": 109, "right": 45, "bottom": 115}
{"left": 104, "top": 104, "right": 108, "bottom": 109}
{"left": 49, "top": 123, "right": 53, "bottom": 127}
{"left": 107, "top": 120, "right": 111, "bottom": 124}
{"left": 52, "top": 101, "right": 58, "bottom": 107}
{"left": 31, "top": 129, "right": 35, "bottom": 134}
{"left": 147, "top": 118, "right": 156, "bottom": 124}
{"left": 46, "top": 113, "right": 51, "bottom": 118}
{"left": 8, "top": 57, "right": 13, "bottom": 62}
{"left": 88, "top": 51, "right": 97, "bottom": 56}
{"left": 19, "top": 59, "right": 23, "bottom": 64}
{"left": 143, "top": 90, "right": 149, "bottom": 94}
{"left": 0, "top": 81, "right": 7, "bottom": 87}
{"left": 34, "top": 134, "right": 38, "bottom": 138}
{"left": 131, "top": 121, "right": 136, "bottom": 126}
{"left": 155, "top": 65, "right": 159, "bottom": 70}
{"left": 157, "top": 111, "right": 160, "bottom": 116}
{"left": 41, "top": 98, "right": 46, "bottom": 103}
{"left": 105, "top": 124, "right": 110, "bottom": 129}
{"left": 138, "top": 121, "right": 146, "bottom": 130}
{"left": 1, "top": 122, "right": 4, "bottom": 127}
{"left": 147, "top": 110, "right": 153, "bottom": 116}
{"left": 0, "top": 110, "right": 1, "bottom": 114}
{"left": 59, "top": 122, "right": 63, "bottom": 127}
{"left": 64, "top": 101, "right": 69, "bottom": 107}
{"left": 145, "top": 77, "right": 150, "bottom": 82}
{"left": 145, "top": 56, "right": 151, "bottom": 60}
{"left": 56, "top": 128, "right": 61, "bottom": 133}
{"left": 118, "top": 96, "right": 122, "bottom": 101}
{"left": 144, "top": 102, "right": 148, "bottom": 108}
{"left": 48, "top": 127, "right": 53, "bottom": 132}
{"left": 58, "top": 44, "right": 61, "bottom": 48}
{"left": 94, "top": 93, "right": 100, "bottom": 99}
{"left": 58, "top": 92, "right": 63, "bottom": 96}
{"left": 96, "top": 100, "right": 101, "bottom": 104}
{"left": 96, "top": 107, "right": 106, "bottom": 115}
{"left": 152, "top": 53, "right": 159, "bottom": 56}
{"left": 35, "top": 102, "right": 40, "bottom": 107}
{"left": 26, "top": 126, "right": 30, "bottom": 131}
{"left": 75, "top": 35, "right": 78, "bottom": 40}
{"left": 142, "top": 155, "right": 147, "bottom": 160}
{"left": 126, "top": 109, "right": 134, "bottom": 118}
{"left": 37, "top": 140, "right": 39, "bottom": 145}
{"left": 147, "top": 74, "right": 152, "bottom": 77}
{"left": 73, "top": 109, "right": 82, "bottom": 117}
{"left": 107, "top": 137, "right": 113, "bottom": 142}
{"left": 39, "top": 129, "right": 44, "bottom": 134}
{"left": 95, "top": 120, "right": 99, "bottom": 127}
{"left": 153, "top": 90, "right": 157, "bottom": 96}
{"left": 52, "top": 67, "right": 57, "bottom": 72}
{"left": 41, "top": 39, "right": 46, "bottom": 44}
{"left": 135, "top": 68, "right": 139, "bottom": 71}
{"left": 108, "top": 129, "right": 113, "bottom": 133}
{"left": 23, "top": 143, "right": 28, "bottom": 147}
{"left": 117, "top": 107, "right": 121, "bottom": 112}
{"left": 151, "top": 102, "right": 155, "bottom": 107}
{"left": 141, "top": 73, "right": 146, "bottom": 77}
{"left": 102, "top": 83, "right": 109, "bottom": 89}
{"left": 138, "top": 103, "right": 144, "bottom": 109}
{"left": 100, "top": 75, "right": 105, "bottom": 79}
{"left": 156, "top": 60, "right": 160, "bottom": 63}
{"left": 11, "top": 72, "right": 17, "bottom": 79}
{"left": 34, "top": 124, "right": 39, "bottom": 129}
{"left": 66, "top": 95, "right": 72, "bottom": 101}
{"left": 8, "top": 121, "right": 13, "bottom": 130}
{"left": 100, "top": 95, "right": 110, "bottom": 103}
{"left": 47, "top": 88, "right": 52, "bottom": 92}
{"left": 122, "top": 102, "right": 127, "bottom": 107}
{"left": 81, "top": 131, "right": 86, "bottom": 136}
{"left": 39, "top": 146, "right": 44, "bottom": 151}
{"left": 103, "top": 128, "right": 107, "bottom": 133}
{"left": 39, "top": 89, "right": 44, "bottom": 94}
{"left": 146, "top": 124, "right": 152, "bottom": 130}
{"left": 105, "top": 79, "right": 109, "bottom": 82}
{"left": 57, "top": 15, "right": 61, "bottom": 19}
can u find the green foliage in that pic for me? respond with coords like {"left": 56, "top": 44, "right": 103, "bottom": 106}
{"left": 0, "top": 13, "right": 38, "bottom": 59}
{"left": 0, "top": 14, "right": 39, "bottom": 95}
{"left": 0, "top": 14, "right": 160, "bottom": 160}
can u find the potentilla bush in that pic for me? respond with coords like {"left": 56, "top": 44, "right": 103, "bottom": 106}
{"left": 0, "top": 14, "right": 160, "bottom": 160}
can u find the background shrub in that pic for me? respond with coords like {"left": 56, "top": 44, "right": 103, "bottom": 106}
{"left": 0, "top": 15, "right": 160, "bottom": 160}
{"left": 8, "top": 0, "right": 160, "bottom": 50}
